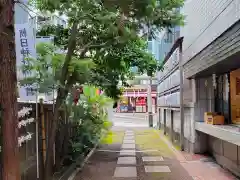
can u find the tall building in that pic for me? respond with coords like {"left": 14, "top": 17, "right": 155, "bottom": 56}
{"left": 158, "top": 0, "right": 240, "bottom": 177}
{"left": 148, "top": 27, "right": 180, "bottom": 62}
{"left": 139, "top": 33, "right": 162, "bottom": 86}
{"left": 119, "top": 28, "right": 180, "bottom": 113}
{"left": 35, "top": 13, "right": 67, "bottom": 30}
{"left": 139, "top": 27, "right": 180, "bottom": 86}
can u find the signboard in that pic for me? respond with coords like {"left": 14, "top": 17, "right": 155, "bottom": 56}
{"left": 136, "top": 98, "right": 146, "bottom": 106}
{"left": 19, "top": 0, "right": 29, "bottom": 3}
{"left": 15, "top": 23, "right": 37, "bottom": 101}
{"left": 15, "top": 23, "right": 36, "bottom": 72}
{"left": 123, "top": 92, "right": 157, "bottom": 97}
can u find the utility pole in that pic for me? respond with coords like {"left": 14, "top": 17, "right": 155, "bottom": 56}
{"left": 146, "top": 27, "right": 153, "bottom": 128}
{"left": 0, "top": 0, "right": 21, "bottom": 179}
{"left": 147, "top": 76, "right": 153, "bottom": 127}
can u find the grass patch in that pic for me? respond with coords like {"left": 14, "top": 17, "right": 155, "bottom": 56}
{"left": 135, "top": 129, "right": 174, "bottom": 158}
{"left": 165, "top": 134, "right": 181, "bottom": 151}
{"left": 100, "top": 130, "right": 124, "bottom": 144}
{"left": 158, "top": 129, "right": 181, "bottom": 151}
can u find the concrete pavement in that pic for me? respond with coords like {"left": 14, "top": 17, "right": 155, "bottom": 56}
{"left": 112, "top": 113, "right": 158, "bottom": 128}
{"left": 74, "top": 128, "right": 192, "bottom": 180}
{"left": 73, "top": 113, "right": 238, "bottom": 180}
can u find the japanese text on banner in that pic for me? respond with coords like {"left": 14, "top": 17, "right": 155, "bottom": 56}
{"left": 15, "top": 23, "right": 36, "bottom": 72}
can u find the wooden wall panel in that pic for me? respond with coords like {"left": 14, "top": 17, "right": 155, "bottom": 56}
{"left": 230, "top": 69, "right": 240, "bottom": 124}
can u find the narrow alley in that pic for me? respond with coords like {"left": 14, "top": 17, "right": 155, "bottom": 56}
{"left": 73, "top": 113, "right": 237, "bottom": 180}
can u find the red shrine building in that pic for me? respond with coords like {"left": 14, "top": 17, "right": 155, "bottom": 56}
{"left": 117, "top": 85, "right": 157, "bottom": 113}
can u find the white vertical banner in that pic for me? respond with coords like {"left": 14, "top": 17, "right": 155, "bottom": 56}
{"left": 15, "top": 23, "right": 37, "bottom": 100}
{"left": 20, "top": 0, "right": 29, "bottom": 3}
{"left": 15, "top": 23, "right": 37, "bottom": 74}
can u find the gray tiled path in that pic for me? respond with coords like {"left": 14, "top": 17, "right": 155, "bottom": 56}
{"left": 114, "top": 130, "right": 170, "bottom": 178}
{"left": 75, "top": 126, "right": 193, "bottom": 180}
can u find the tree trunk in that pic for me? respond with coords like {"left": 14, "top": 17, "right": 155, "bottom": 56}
{"left": 54, "top": 114, "right": 65, "bottom": 171}
{"left": 44, "top": 95, "right": 61, "bottom": 180}
{"left": 44, "top": 21, "right": 78, "bottom": 180}
{"left": 61, "top": 110, "right": 70, "bottom": 160}
{"left": 0, "top": 0, "right": 21, "bottom": 179}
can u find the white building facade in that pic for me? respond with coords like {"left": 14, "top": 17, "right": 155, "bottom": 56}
{"left": 158, "top": 0, "right": 240, "bottom": 177}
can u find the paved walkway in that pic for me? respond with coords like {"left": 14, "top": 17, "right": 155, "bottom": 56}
{"left": 74, "top": 127, "right": 237, "bottom": 180}
{"left": 112, "top": 113, "right": 158, "bottom": 127}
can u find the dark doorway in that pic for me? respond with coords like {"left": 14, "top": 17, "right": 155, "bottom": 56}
{"left": 214, "top": 74, "right": 230, "bottom": 124}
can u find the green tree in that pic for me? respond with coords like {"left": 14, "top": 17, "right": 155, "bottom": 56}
{"left": 19, "top": 42, "right": 94, "bottom": 96}
{"left": 30, "top": 1, "right": 184, "bottom": 179}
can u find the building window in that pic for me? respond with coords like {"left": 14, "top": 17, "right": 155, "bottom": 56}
{"left": 164, "top": 32, "right": 173, "bottom": 43}
{"left": 175, "top": 31, "right": 180, "bottom": 40}
{"left": 26, "top": 87, "right": 35, "bottom": 96}
{"left": 37, "top": 16, "right": 45, "bottom": 22}
{"left": 215, "top": 74, "right": 230, "bottom": 124}
{"left": 148, "top": 34, "right": 152, "bottom": 41}
{"left": 148, "top": 42, "right": 152, "bottom": 52}
{"left": 164, "top": 52, "right": 167, "bottom": 58}
{"left": 61, "top": 20, "right": 66, "bottom": 26}
{"left": 37, "top": 16, "right": 50, "bottom": 22}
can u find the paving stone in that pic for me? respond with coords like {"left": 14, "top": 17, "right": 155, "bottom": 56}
{"left": 114, "top": 167, "right": 137, "bottom": 177}
{"left": 121, "top": 143, "right": 135, "bottom": 149}
{"left": 117, "top": 157, "right": 136, "bottom": 165}
{"left": 124, "top": 136, "right": 135, "bottom": 140}
{"left": 125, "top": 131, "right": 134, "bottom": 134}
{"left": 123, "top": 139, "right": 135, "bottom": 144}
{"left": 125, "top": 130, "right": 134, "bottom": 133}
{"left": 142, "top": 156, "right": 164, "bottom": 162}
{"left": 145, "top": 166, "right": 171, "bottom": 173}
{"left": 120, "top": 150, "right": 136, "bottom": 156}
{"left": 125, "top": 133, "right": 135, "bottom": 136}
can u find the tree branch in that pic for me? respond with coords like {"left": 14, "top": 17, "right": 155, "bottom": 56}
{"left": 60, "top": 22, "right": 78, "bottom": 85}
{"left": 77, "top": 41, "right": 110, "bottom": 58}
{"left": 88, "top": 42, "right": 109, "bottom": 49}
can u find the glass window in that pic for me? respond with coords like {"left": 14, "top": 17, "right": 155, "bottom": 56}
{"left": 164, "top": 52, "right": 167, "bottom": 57}
{"left": 168, "top": 32, "right": 173, "bottom": 43}
{"left": 148, "top": 34, "right": 152, "bottom": 41}
{"left": 37, "top": 16, "right": 45, "bottom": 22}
{"left": 26, "top": 87, "right": 35, "bottom": 96}
{"left": 164, "top": 32, "right": 173, "bottom": 43}
{"left": 175, "top": 31, "right": 180, "bottom": 40}
{"left": 148, "top": 42, "right": 152, "bottom": 52}
{"left": 215, "top": 74, "right": 230, "bottom": 124}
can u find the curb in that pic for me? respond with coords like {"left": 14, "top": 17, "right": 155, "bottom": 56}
{"left": 55, "top": 131, "right": 108, "bottom": 180}
{"left": 67, "top": 145, "right": 97, "bottom": 180}
{"left": 66, "top": 131, "right": 109, "bottom": 180}
{"left": 56, "top": 154, "right": 84, "bottom": 180}
{"left": 55, "top": 149, "right": 95, "bottom": 180}
{"left": 156, "top": 130, "right": 186, "bottom": 162}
